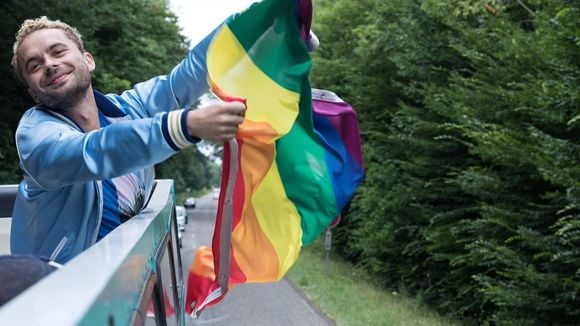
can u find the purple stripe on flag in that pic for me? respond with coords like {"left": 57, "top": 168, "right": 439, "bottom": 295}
{"left": 313, "top": 101, "right": 364, "bottom": 167}
{"left": 296, "top": 0, "right": 312, "bottom": 42}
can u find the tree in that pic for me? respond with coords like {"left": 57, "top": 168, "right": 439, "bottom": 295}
{"left": 312, "top": 0, "right": 580, "bottom": 323}
{"left": 155, "top": 146, "right": 212, "bottom": 193}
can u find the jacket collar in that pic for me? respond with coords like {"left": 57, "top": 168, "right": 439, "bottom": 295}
{"left": 39, "top": 91, "right": 126, "bottom": 131}
{"left": 94, "top": 91, "right": 125, "bottom": 118}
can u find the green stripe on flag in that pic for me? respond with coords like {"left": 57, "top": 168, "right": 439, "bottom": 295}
{"left": 276, "top": 81, "right": 339, "bottom": 246}
{"left": 227, "top": 0, "right": 310, "bottom": 93}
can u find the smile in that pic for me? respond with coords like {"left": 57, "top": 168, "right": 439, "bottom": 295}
{"left": 46, "top": 73, "right": 69, "bottom": 87}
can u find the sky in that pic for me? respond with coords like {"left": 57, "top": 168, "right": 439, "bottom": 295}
{"left": 169, "top": 0, "right": 258, "bottom": 46}
{"left": 168, "top": 0, "right": 258, "bottom": 161}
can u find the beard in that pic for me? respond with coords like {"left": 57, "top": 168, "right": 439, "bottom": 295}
{"left": 31, "top": 66, "right": 92, "bottom": 110}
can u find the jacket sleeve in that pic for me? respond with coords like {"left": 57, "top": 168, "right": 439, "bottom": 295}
{"left": 16, "top": 108, "right": 193, "bottom": 191}
{"left": 113, "top": 20, "right": 225, "bottom": 118}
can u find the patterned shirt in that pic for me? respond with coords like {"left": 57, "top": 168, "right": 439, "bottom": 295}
{"left": 97, "top": 111, "right": 146, "bottom": 240}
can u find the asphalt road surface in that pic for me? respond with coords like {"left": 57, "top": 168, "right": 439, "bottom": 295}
{"left": 180, "top": 194, "right": 334, "bottom": 326}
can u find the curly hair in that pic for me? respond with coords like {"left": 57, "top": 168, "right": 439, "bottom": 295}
{"left": 12, "top": 16, "right": 85, "bottom": 80}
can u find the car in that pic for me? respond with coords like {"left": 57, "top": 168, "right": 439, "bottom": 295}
{"left": 212, "top": 188, "right": 220, "bottom": 200}
{"left": 183, "top": 197, "right": 196, "bottom": 209}
{"left": 177, "top": 227, "right": 183, "bottom": 249}
{"left": 175, "top": 205, "right": 186, "bottom": 233}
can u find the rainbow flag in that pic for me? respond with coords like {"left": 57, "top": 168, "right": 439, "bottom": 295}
{"left": 185, "top": 0, "right": 364, "bottom": 316}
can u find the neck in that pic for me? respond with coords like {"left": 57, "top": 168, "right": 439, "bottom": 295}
{"left": 59, "top": 86, "right": 100, "bottom": 132}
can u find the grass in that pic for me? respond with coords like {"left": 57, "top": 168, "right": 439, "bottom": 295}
{"left": 286, "top": 239, "right": 460, "bottom": 326}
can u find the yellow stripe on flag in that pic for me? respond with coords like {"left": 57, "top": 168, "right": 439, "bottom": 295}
{"left": 207, "top": 26, "right": 300, "bottom": 136}
{"left": 252, "top": 160, "right": 302, "bottom": 277}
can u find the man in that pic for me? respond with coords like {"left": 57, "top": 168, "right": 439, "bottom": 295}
{"left": 10, "top": 16, "right": 245, "bottom": 263}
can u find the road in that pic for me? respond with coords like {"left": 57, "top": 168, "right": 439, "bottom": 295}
{"left": 180, "top": 194, "right": 334, "bottom": 326}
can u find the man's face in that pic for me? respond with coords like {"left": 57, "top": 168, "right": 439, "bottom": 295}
{"left": 18, "top": 28, "right": 95, "bottom": 110}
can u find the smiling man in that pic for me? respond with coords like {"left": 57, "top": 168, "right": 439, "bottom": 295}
{"left": 19, "top": 28, "right": 94, "bottom": 116}
{"left": 10, "top": 16, "right": 245, "bottom": 263}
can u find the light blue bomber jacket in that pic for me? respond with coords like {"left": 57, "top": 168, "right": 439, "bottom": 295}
{"left": 11, "top": 27, "right": 218, "bottom": 263}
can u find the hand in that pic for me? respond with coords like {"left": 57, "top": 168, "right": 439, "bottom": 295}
{"left": 186, "top": 101, "right": 246, "bottom": 143}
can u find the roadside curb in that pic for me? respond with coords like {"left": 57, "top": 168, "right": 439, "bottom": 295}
{"left": 284, "top": 277, "right": 337, "bottom": 326}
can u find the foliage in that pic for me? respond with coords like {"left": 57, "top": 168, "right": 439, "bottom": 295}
{"left": 312, "top": 0, "right": 579, "bottom": 324}
{"left": 155, "top": 146, "right": 213, "bottom": 193}
{"left": 0, "top": 0, "right": 210, "bottom": 191}
{"left": 287, "top": 238, "right": 460, "bottom": 326}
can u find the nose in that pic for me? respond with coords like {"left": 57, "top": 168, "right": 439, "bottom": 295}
{"left": 45, "top": 66, "right": 57, "bottom": 76}
{"left": 43, "top": 57, "right": 59, "bottom": 74}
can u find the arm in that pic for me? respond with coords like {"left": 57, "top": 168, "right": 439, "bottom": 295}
{"left": 17, "top": 101, "right": 245, "bottom": 191}
{"left": 16, "top": 108, "right": 180, "bottom": 191}
{"left": 114, "top": 22, "right": 223, "bottom": 118}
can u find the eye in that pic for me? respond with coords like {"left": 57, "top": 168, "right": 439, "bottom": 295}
{"left": 51, "top": 47, "right": 67, "bottom": 57}
{"left": 27, "top": 62, "right": 40, "bottom": 73}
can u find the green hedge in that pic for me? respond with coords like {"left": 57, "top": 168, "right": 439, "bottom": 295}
{"left": 312, "top": 0, "right": 579, "bottom": 324}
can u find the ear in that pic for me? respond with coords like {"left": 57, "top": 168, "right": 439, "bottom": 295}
{"left": 83, "top": 52, "right": 96, "bottom": 72}
{"left": 27, "top": 88, "right": 40, "bottom": 103}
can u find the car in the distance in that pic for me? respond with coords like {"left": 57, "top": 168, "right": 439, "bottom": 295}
{"left": 175, "top": 205, "right": 187, "bottom": 248}
{"left": 183, "top": 197, "right": 196, "bottom": 209}
{"left": 212, "top": 188, "right": 220, "bottom": 200}
{"left": 175, "top": 205, "right": 186, "bottom": 231}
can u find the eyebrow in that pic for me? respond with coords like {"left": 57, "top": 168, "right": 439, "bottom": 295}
{"left": 23, "top": 42, "right": 69, "bottom": 71}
